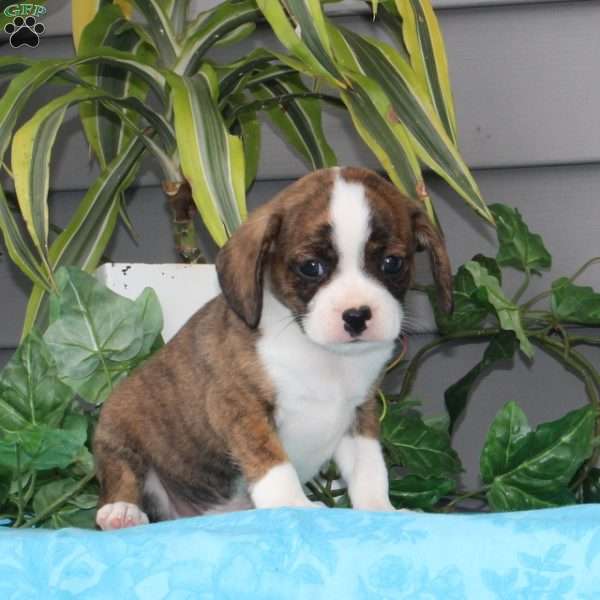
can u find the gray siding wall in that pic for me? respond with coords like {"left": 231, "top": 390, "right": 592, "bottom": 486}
{"left": 1, "top": 1, "right": 600, "bottom": 485}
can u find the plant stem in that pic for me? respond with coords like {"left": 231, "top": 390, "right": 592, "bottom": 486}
{"left": 399, "top": 329, "right": 500, "bottom": 400}
{"left": 162, "top": 180, "right": 204, "bottom": 264}
{"left": 23, "top": 472, "right": 37, "bottom": 506}
{"left": 386, "top": 335, "right": 409, "bottom": 374}
{"left": 18, "top": 471, "right": 96, "bottom": 529}
{"left": 571, "top": 336, "right": 600, "bottom": 348}
{"left": 441, "top": 489, "right": 487, "bottom": 513}
{"left": 569, "top": 256, "right": 600, "bottom": 283}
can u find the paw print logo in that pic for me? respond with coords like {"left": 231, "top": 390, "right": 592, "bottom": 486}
{"left": 4, "top": 16, "right": 45, "bottom": 49}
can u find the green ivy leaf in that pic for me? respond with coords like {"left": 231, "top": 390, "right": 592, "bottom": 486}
{"left": 481, "top": 402, "right": 595, "bottom": 511}
{"left": 487, "top": 483, "right": 575, "bottom": 511}
{"left": 33, "top": 477, "right": 97, "bottom": 529}
{"left": 480, "top": 400, "right": 531, "bottom": 483}
{"left": 551, "top": 277, "right": 600, "bottom": 325}
{"left": 389, "top": 474, "right": 455, "bottom": 510}
{"left": 0, "top": 331, "right": 73, "bottom": 432}
{"left": 429, "top": 254, "right": 499, "bottom": 334}
{"left": 465, "top": 261, "right": 533, "bottom": 358}
{"left": 490, "top": 204, "right": 551, "bottom": 274}
{"left": 382, "top": 406, "right": 462, "bottom": 478}
{"left": 0, "top": 420, "right": 87, "bottom": 472}
{"left": 44, "top": 267, "right": 163, "bottom": 404}
{"left": 134, "top": 287, "right": 164, "bottom": 357}
{"left": 445, "top": 332, "right": 518, "bottom": 434}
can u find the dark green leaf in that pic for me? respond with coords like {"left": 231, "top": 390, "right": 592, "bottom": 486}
{"left": 0, "top": 421, "right": 86, "bottom": 472}
{"left": 389, "top": 474, "right": 455, "bottom": 510}
{"left": 445, "top": 332, "right": 518, "bottom": 434}
{"left": 487, "top": 483, "right": 575, "bottom": 512}
{"left": 465, "top": 261, "right": 533, "bottom": 358}
{"left": 382, "top": 406, "right": 462, "bottom": 478}
{"left": 481, "top": 402, "right": 595, "bottom": 511}
{"left": 47, "top": 507, "right": 97, "bottom": 529}
{"left": 551, "top": 277, "right": 600, "bottom": 325}
{"left": 33, "top": 478, "right": 97, "bottom": 529}
{"left": 480, "top": 400, "right": 530, "bottom": 484}
{"left": 429, "top": 254, "right": 498, "bottom": 334}
{"left": 489, "top": 204, "right": 551, "bottom": 274}
{"left": 0, "top": 331, "right": 72, "bottom": 432}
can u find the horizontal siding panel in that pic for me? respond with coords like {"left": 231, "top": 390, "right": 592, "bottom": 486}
{"left": 2, "top": 1, "right": 599, "bottom": 192}
{"left": 2, "top": 162, "right": 599, "bottom": 348}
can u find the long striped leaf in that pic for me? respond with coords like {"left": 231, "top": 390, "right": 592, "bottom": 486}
{"left": 166, "top": 69, "right": 246, "bottom": 246}
{"left": 341, "top": 76, "right": 422, "bottom": 200}
{"left": 21, "top": 136, "right": 146, "bottom": 337}
{"left": 0, "top": 54, "right": 166, "bottom": 164}
{"left": 133, "top": 0, "right": 179, "bottom": 66}
{"left": 395, "top": 0, "right": 458, "bottom": 143}
{"left": 214, "top": 22, "right": 256, "bottom": 48}
{"left": 12, "top": 87, "right": 172, "bottom": 270}
{"left": 77, "top": 4, "right": 155, "bottom": 168}
{"left": 216, "top": 50, "right": 299, "bottom": 101}
{"left": 342, "top": 29, "right": 492, "bottom": 223}
{"left": 236, "top": 108, "right": 261, "bottom": 190}
{"left": 0, "top": 62, "right": 69, "bottom": 161}
{"left": 175, "top": 0, "right": 260, "bottom": 76}
{"left": 250, "top": 76, "right": 337, "bottom": 170}
{"left": 74, "top": 49, "right": 167, "bottom": 103}
{"left": 284, "top": 0, "right": 341, "bottom": 80}
{"left": 0, "top": 185, "right": 51, "bottom": 292}
{"left": 377, "top": 4, "right": 409, "bottom": 60}
{"left": 165, "top": 0, "right": 192, "bottom": 38}
{"left": 256, "top": 0, "right": 345, "bottom": 87}
{"left": 0, "top": 57, "right": 34, "bottom": 80}
{"left": 72, "top": 0, "right": 134, "bottom": 50}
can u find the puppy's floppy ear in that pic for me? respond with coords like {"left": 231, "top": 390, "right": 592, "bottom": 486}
{"left": 412, "top": 209, "right": 454, "bottom": 315}
{"left": 215, "top": 209, "right": 282, "bottom": 329}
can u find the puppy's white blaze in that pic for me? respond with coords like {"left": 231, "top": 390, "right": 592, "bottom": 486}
{"left": 330, "top": 175, "right": 371, "bottom": 273}
{"left": 334, "top": 435, "right": 395, "bottom": 511}
{"left": 250, "top": 462, "right": 313, "bottom": 509}
{"left": 304, "top": 172, "right": 403, "bottom": 346}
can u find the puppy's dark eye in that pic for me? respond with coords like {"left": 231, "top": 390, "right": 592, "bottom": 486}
{"left": 381, "top": 255, "right": 403, "bottom": 274}
{"left": 297, "top": 259, "right": 327, "bottom": 280}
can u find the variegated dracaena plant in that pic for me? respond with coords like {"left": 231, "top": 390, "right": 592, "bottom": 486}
{"left": 0, "top": 0, "right": 493, "bottom": 339}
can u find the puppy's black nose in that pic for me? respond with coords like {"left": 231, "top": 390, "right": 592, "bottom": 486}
{"left": 342, "top": 306, "right": 372, "bottom": 337}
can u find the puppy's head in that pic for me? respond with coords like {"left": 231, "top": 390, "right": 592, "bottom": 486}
{"left": 216, "top": 167, "right": 452, "bottom": 349}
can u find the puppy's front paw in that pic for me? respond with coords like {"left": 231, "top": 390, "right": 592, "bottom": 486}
{"left": 251, "top": 462, "right": 317, "bottom": 509}
{"left": 96, "top": 501, "right": 149, "bottom": 530}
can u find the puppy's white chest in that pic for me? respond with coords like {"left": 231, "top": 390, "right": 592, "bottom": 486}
{"left": 271, "top": 357, "right": 363, "bottom": 482}
{"left": 257, "top": 294, "right": 393, "bottom": 483}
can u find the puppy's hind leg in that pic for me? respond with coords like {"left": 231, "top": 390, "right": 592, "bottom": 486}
{"left": 95, "top": 442, "right": 149, "bottom": 531}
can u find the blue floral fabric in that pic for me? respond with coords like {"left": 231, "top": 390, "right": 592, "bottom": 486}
{"left": 1, "top": 505, "right": 600, "bottom": 599}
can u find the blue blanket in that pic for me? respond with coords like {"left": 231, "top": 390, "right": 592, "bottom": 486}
{"left": 1, "top": 506, "right": 599, "bottom": 599}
